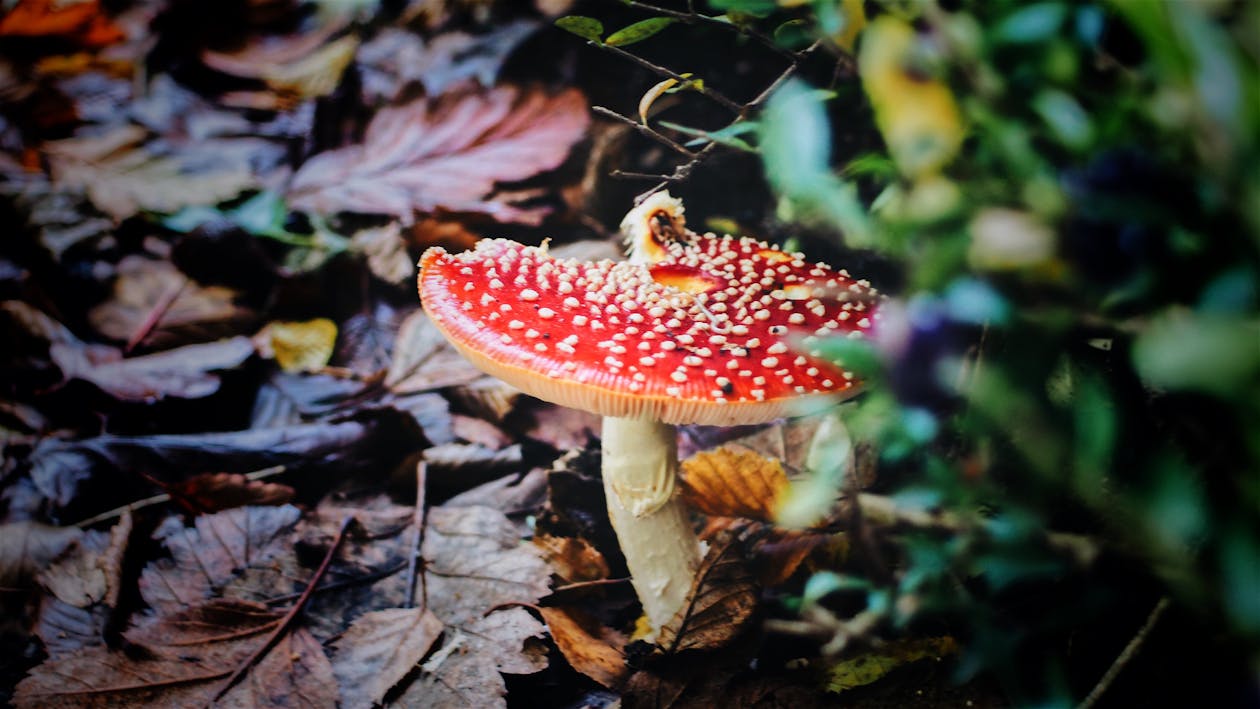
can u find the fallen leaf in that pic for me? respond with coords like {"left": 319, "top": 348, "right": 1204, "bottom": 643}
{"left": 680, "top": 447, "right": 789, "bottom": 522}
{"left": 50, "top": 336, "right": 255, "bottom": 402}
{"left": 358, "top": 21, "right": 540, "bottom": 101}
{"left": 540, "top": 606, "right": 628, "bottom": 689}
{"left": 331, "top": 607, "right": 444, "bottom": 707}
{"left": 0, "top": 521, "right": 82, "bottom": 588}
{"left": 403, "top": 215, "right": 482, "bottom": 253}
{"left": 46, "top": 124, "right": 270, "bottom": 220}
{"left": 287, "top": 85, "right": 589, "bottom": 224}
{"left": 442, "top": 469, "right": 549, "bottom": 515}
{"left": 203, "top": 32, "right": 358, "bottom": 101}
{"left": 138, "top": 505, "right": 303, "bottom": 615}
{"left": 15, "top": 600, "right": 337, "bottom": 708}
{"left": 260, "top": 318, "right": 338, "bottom": 373}
{"left": 534, "top": 533, "right": 610, "bottom": 584}
{"left": 451, "top": 413, "right": 512, "bottom": 449}
{"left": 750, "top": 528, "right": 847, "bottom": 587}
{"left": 657, "top": 533, "right": 758, "bottom": 655}
{"left": 162, "top": 472, "right": 295, "bottom": 515}
{"left": 423, "top": 442, "right": 524, "bottom": 492}
{"left": 336, "top": 299, "right": 402, "bottom": 375}
{"left": 386, "top": 308, "right": 485, "bottom": 394}
{"left": 521, "top": 401, "right": 602, "bottom": 451}
{"left": 35, "top": 514, "right": 131, "bottom": 657}
{"left": 0, "top": 0, "right": 125, "bottom": 48}
{"left": 351, "top": 222, "right": 415, "bottom": 284}
{"left": 821, "top": 636, "right": 959, "bottom": 694}
{"left": 87, "top": 255, "right": 250, "bottom": 348}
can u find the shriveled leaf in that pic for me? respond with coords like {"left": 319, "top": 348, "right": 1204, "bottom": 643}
{"left": 821, "top": 636, "right": 959, "bottom": 693}
{"left": 332, "top": 608, "right": 443, "bottom": 707}
{"left": 261, "top": 318, "right": 338, "bottom": 373}
{"left": 605, "top": 17, "right": 674, "bottom": 47}
{"left": 287, "top": 86, "right": 589, "bottom": 224}
{"left": 0, "top": 521, "right": 82, "bottom": 587}
{"left": 87, "top": 256, "right": 250, "bottom": 348}
{"left": 534, "top": 533, "right": 610, "bottom": 584}
{"left": 35, "top": 515, "right": 131, "bottom": 657}
{"left": 424, "top": 442, "right": 523, "bottom": 484}
{"left": 162, "top": 472, "right": 295, "bottom": 515}
{"left": 46, "top": 125, "right": 267, "bottom": 220}
{"left": 639, "top": 76, "right": 680, "bottom": 123}
{"left": 680, "top": 447, "right": 789, "bottom": 521}
{"left": 15, "top": 600, "right": 336, "bottom": 708}
{"left": 50, "top": 336, "right": 254, "bottom": 401}
{"left": 555, "top": 15, "right": 604, "bottom": 42}
{"left": 139, "top": 505, "right": 302, "bottom": 615}
{"left": 540, "top": 606, "right": 628, "bottom": 689}
{"left": 657, "top": 534, "right": 758, "bottom": 654}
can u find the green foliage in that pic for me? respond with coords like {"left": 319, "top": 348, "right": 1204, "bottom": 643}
{"left": 554, "top": 15, "right": 605, "bottom": 42}
{"left": 605, "top": 17, "right": 676, "bottom": 47}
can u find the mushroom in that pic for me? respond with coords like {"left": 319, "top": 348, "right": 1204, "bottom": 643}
{"left": 417, "top": 195, "right": 880, "bottom": 637}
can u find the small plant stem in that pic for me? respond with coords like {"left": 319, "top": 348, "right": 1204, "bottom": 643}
{"left": 589, "top": 40, "right": 744, "bottom": 113}
{"left": 1078, "top": 596, "right": 1171, "bottom": 709}
{"left": 73, "top": 465, "right": 288, "bottom": 528}
{"left": 404, "top": 460, "right": 428, "bottom": 610}
{"left": 592, "top": 105, "right": 697, "bottom": 158}
{"left": 206, "top": 515, "right": 353, "bottom": 706}
{"left": 124, "top": 274, "right": 186, "bottom": 353}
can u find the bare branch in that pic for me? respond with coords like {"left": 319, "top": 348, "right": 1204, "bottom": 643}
{"left": 592, "top": 105, "right": 697, "bottom": 158}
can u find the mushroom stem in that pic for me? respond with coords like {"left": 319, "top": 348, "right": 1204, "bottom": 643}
{"left": 601, "top": 416, "right": 703, "bottom": 637}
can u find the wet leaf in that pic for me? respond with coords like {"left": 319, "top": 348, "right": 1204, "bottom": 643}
{"left": 287, "top": 86, "right": 589, "bottom": 224}
{"left": 657, "top": 534, "right": 758, "bottom": 654}
{"left": 15, "top": 600, "right": 337, "bottom": 708}
{"left": 680, "top": 447, "right": 789, "bottom": 521}
{"left": 821, "top": 636, "right": 958, "bottom": 693}
{"left": 51, "top": 336, "right": 254, "bottom": 402}
{"left": 555, "top": 15, "right": 604, "bottom": 42}
{"left": 540, "top": 606, "right": 627, "bottom": 689}
{"left": 606, "top": 17, "right": 675, "bottom": 47}
{"left": 162, "top": 472, "right": 295, "bottom": 515}
{"left": 262, "top": 318, "right": 338, "bottom": 373}
{"left": 138, "top": 505, "right": 303, "bottom": 615}
{"left": 331, "top": 607, "right": 444, "bottom": 707}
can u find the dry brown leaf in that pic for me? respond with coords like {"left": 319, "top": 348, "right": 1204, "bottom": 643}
{"left": 50, "top": 336, "right": 255, "bottom": 401}
{"left": 203, "top": 29, "right": 357, "bottom": 100}
{"left": 680, "top": 447, "right": 789, "bottom": 522}
{"left": 35, "top": 514, "right": 131, "bottom": 657}
{"left": 751, "top": 528, "right": 847, "bottom": 587}
{"left": 657, "top": 533, "right": 758, "bottom": 655}
{"left": 331, "top": 607, "right": 444, "bottom": 707}
{"left": 0, "top": 0, "right": 125, "bottom": 47}
{"left": 451, "top": 413, "right": 512, "bottom": 449}
{"left": 287, "top": 86, "right": 588, "bottom": 224}
{"left": 358, "top": 21, "right": 538, "bottom": 101}
{"left": 522, "top": 401, "right": 602, "bottom": 451}
{"left": 138, "top": 505, "right": 302, "bottom": 615}
{"left": 262, "top": 318, "right": 338, "bottom": 373}
{"left": 0, "top": 521, "right": 82, "bottom": 588}
{"left": 88, "top": 256, "right": 248, "bottom": 347}
{"left": 534, "top": 533, "right": 610, "bottom": 584}
{"left": 351, "top": 222, "right": 415, "bottom": 284}
{"left": 162, "top": 472, "right": 295, "bottom": 515}
{"left": 46, "top": 125, "right": 267, "bottom": 220}
{"left": 386, "top": 308, "right": 485, "bottom": 394}
{"left": 15, "top": 600, "right": 337, "bottom": 708}
{"left": 540, "top": 606, "right": 628, "bottom": 689}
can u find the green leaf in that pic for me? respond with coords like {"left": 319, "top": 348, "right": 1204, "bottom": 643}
{"left": 1132, "top": 313, "right": 1260, "bottom": 398}
{"left": 658, "top": 120, "right": 757, "bottom": 151}
{"left": 555, "top": 15, "right": 604, "bottom": 42}
{"left": 605, "top": 17, "right": 675, "bottom": 47}
{"left": 993, "top": 3, "right": 1068, "bottom": 44}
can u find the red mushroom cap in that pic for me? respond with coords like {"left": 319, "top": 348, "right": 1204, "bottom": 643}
{"left": 418, "top": 237, "right": 880, "bottom": 426}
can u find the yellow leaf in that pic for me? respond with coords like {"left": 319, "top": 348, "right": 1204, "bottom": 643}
{"left": 267, "top": 318, "right": 338, "bottom": 373}
{"left": 833, "top": 0, "right": 866, "bottom": 53}
{"left": 262, "top": 35, "right": 360, "bottom": 99}
{"left": 822, "top": 636, "right": 959, "bottom": 693}
{"left": 859, "top": 16, "right": 963, "bottom": 179}
{"left": 680, "top": 447, "right": 789, "bottom": 521}
{"left": 638, "top": 75, "right": 679, "bottom": 124}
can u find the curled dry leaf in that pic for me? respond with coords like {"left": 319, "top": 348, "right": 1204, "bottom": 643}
{"left": 162, "top": 472, "right": 295, "bottom": 515}
{"left": 287, "top": 86, "right": 589, "bottom": 224}
{"left": 540, "top": 606, "right": 628, "bottom": 690}
{"left": 331, "top": 607, "right": 443, "bottom": 708}
{"left": 351, "top": 222, "right": 415, "bottom": 284}
{"left": 680, "top": 447, "right": 789, "bottom": 522}
{"left": 656, "top": 533, "right": 758, "bottom": 655}
{"left": 534, "top": 533, "right": 610, "bottom": 584}
{"left": 386, "top": 308, "right": 485, "bottom": 394}
{"left": 50, "top": 336, "right": 255, "bottom": 402}
{"left": 35, "top": 514, "right": 132, "bottom": 658}
{"left": 0, "top": 521, "right": 82, "bottom": 587}
{"left": 15, "top": 600, "right": 337, "bottom": 709}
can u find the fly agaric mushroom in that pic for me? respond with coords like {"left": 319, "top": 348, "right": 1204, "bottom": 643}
{"left": 417, "top": 195, "right": 881, "bottom": 636}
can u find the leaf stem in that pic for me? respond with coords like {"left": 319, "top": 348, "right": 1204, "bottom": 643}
{"left": 590, "top": 40, "right": 744, "bottom": 113}
{"left": 592, "top": 105, "right": 698, "bottom": 158}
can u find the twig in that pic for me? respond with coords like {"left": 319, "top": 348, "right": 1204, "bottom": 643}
{"left": 589, "top": 40, "right": 744, "bottom": 113}
{"left": 592, "top": 105, "right": 697, "bottom": 158}
{"left": 404, "top": 461, "right": 428, "bottom": 610}
{"left": 613, "top": 0, "right": 799, "bottom": 61}
{"left": 264, "top": 561, "right": 407, "bottom": 605}
{"left": 1078, "top": 596, "right": 1171, "bottom": 709}
{"left": 206, "top": 515, "right": 354, "bottom": 706}
{"left": 550, "top": 576, "right": 632, "bottom": 593}
{"left": 74, "top": 465, "right": 288, "bottom": 528}
{"left": 124, "top": 274, "right": 186, "bottom": 353}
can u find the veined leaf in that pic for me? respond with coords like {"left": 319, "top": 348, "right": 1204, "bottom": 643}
{"left": 605, "top": 17, "right": 675, "bottom": 47}
{"left": 555, "top": 15, "right": 604, "bottom": 42}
